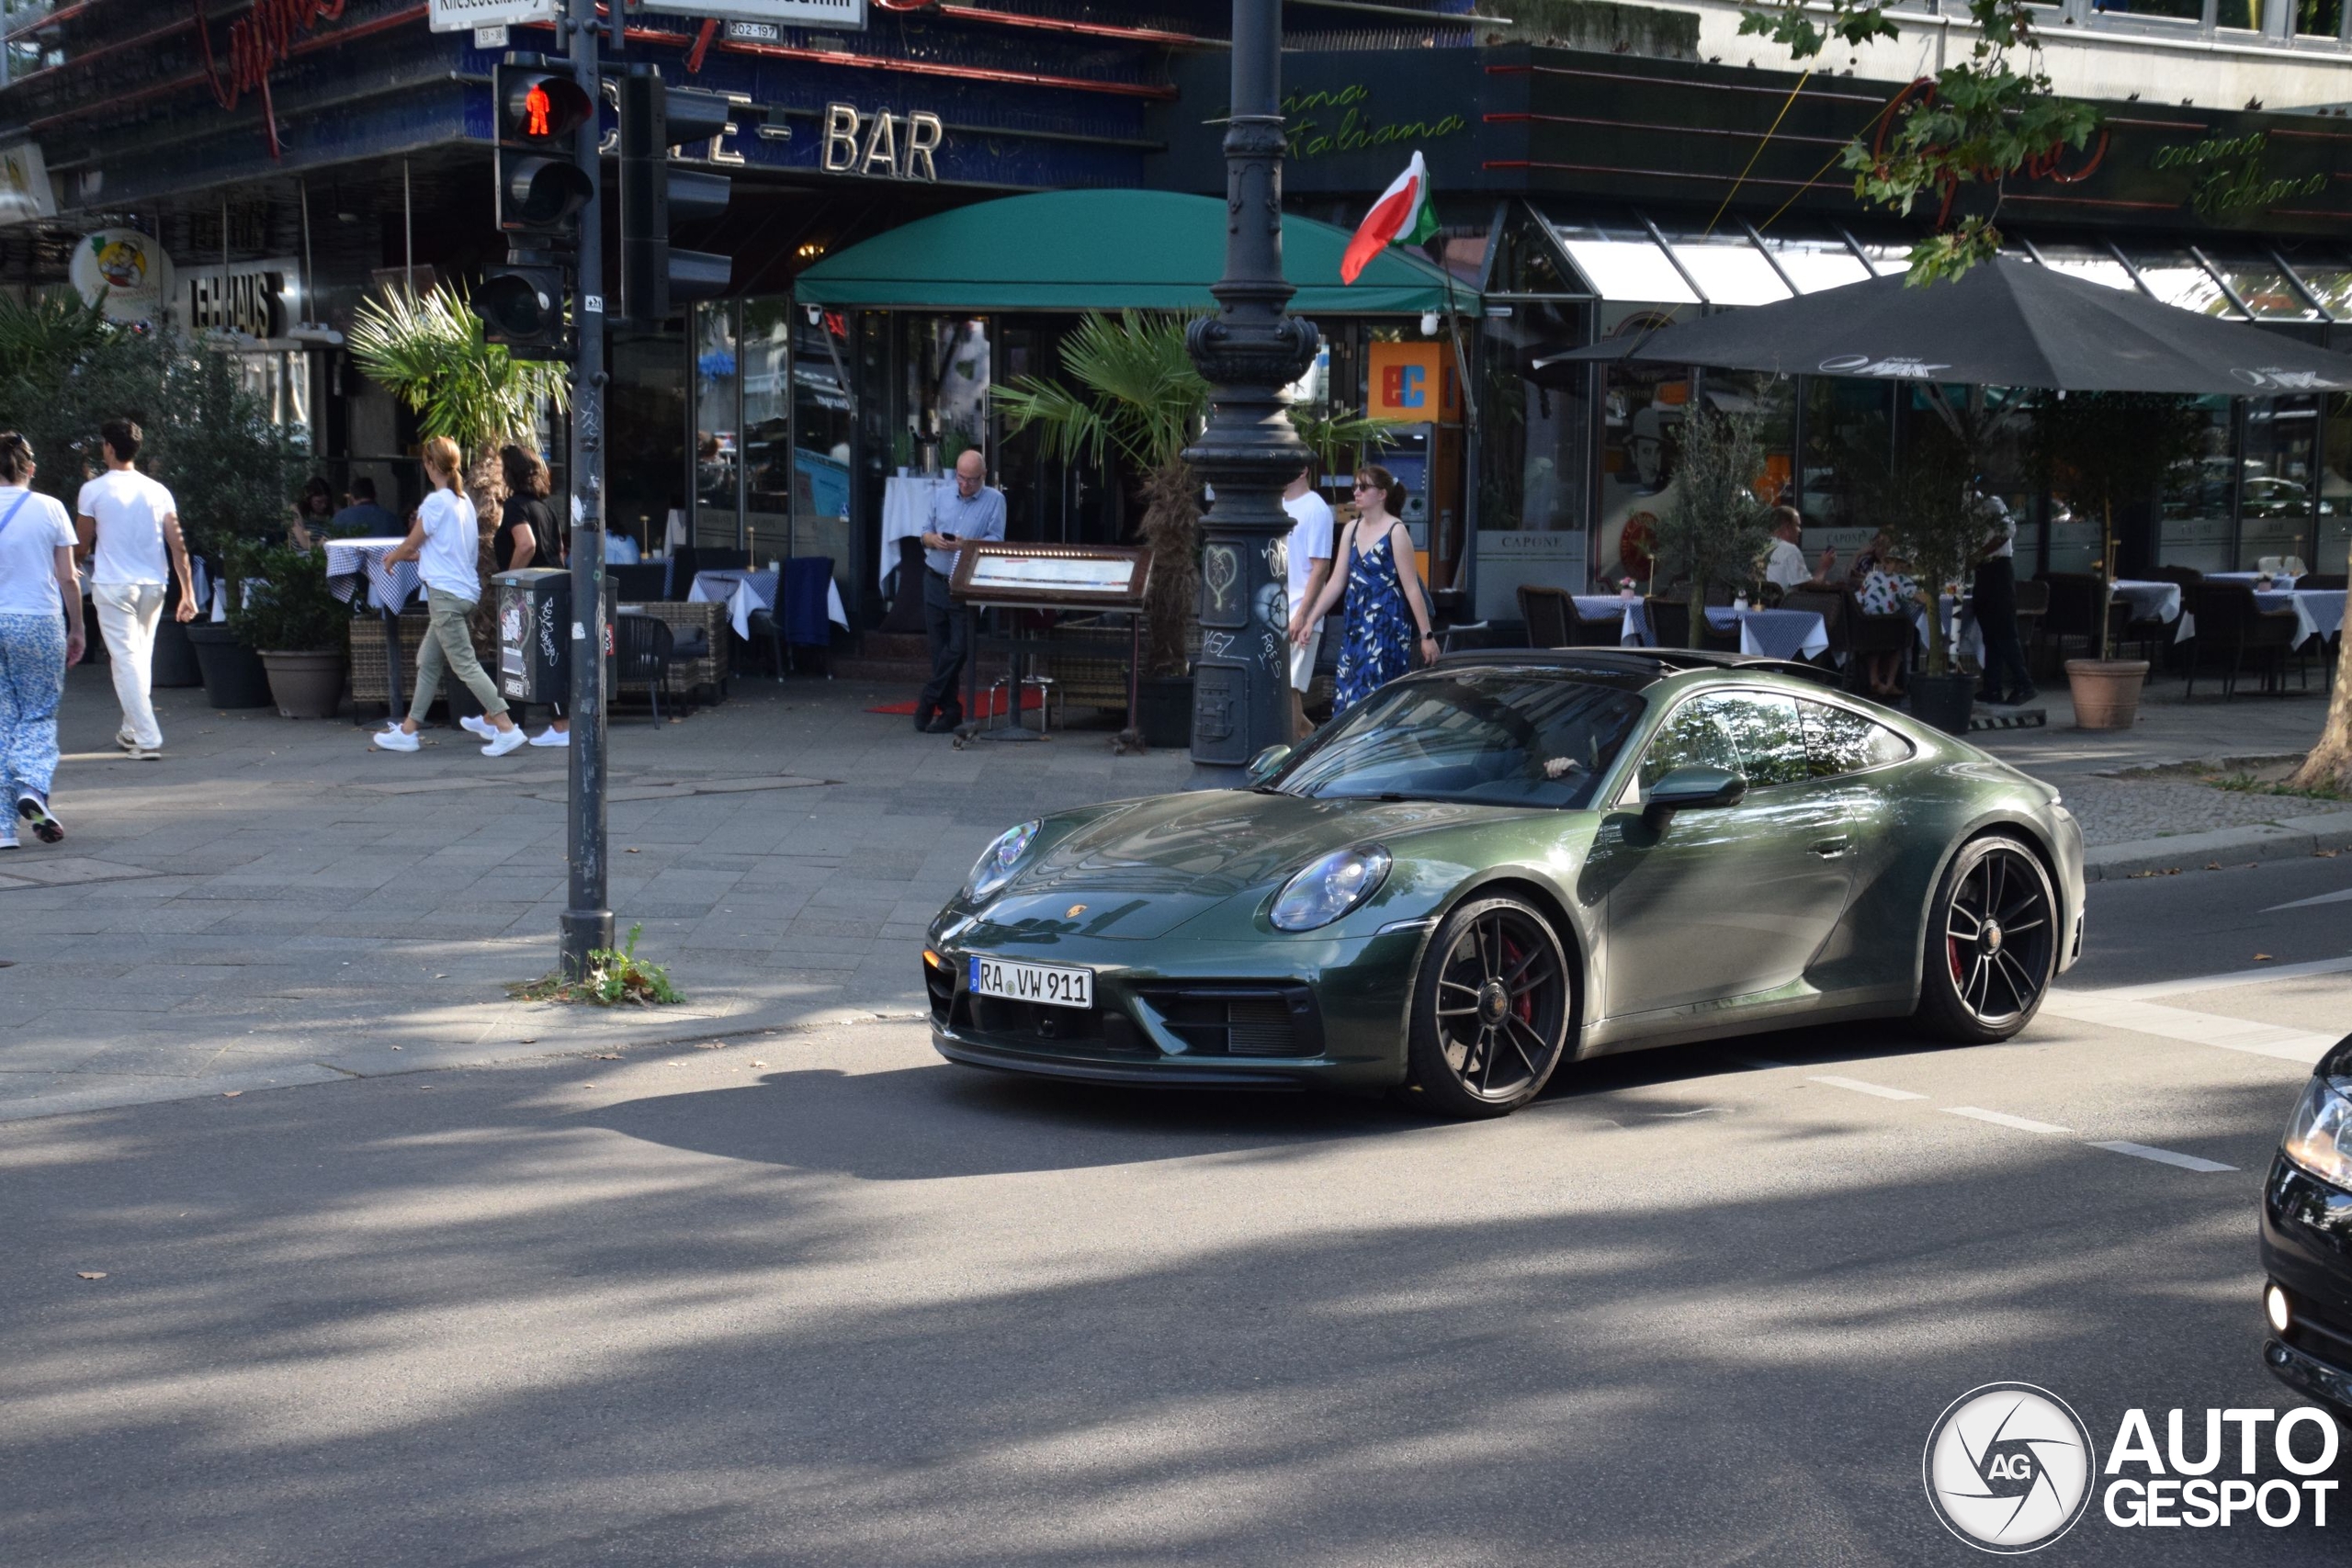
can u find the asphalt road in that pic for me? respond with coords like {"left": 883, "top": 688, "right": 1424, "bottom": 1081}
{"left": 3, "top": 856, "right": 2348, "bottom": 1566}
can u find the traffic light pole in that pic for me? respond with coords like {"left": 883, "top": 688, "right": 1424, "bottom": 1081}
{"left": 560, "top": 0, "right": 613, "bottom": 978}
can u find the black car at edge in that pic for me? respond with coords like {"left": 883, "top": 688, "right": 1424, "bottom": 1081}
{"left": 2259, "top": 1030, "right": 2352, "bottom": 1414}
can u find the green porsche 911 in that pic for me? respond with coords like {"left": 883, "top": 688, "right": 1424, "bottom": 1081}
{"left": 922, "top": 649, "right": 2085, "bottom": 1119}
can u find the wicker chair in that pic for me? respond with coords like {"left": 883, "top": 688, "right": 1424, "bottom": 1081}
{"left": 617, "top": 598, "right": 727, "bottom": 705}
{"left": 609, "top": 614, "right": 678, "bottom": 721}
{"left": 1518, "top": 584, "right": 1572, "bottom": 648}
{"left": 1779, "top": 588, "right": 1848, "bottom": 670}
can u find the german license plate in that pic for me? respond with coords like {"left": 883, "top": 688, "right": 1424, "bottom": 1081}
{"left": 969, "top": 956, "right": 1092, "bottom": 1010}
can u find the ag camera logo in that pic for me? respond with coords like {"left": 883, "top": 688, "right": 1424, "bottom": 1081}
{"left": 1923, "top": 1382, "right": 2097, "bottom": 1553}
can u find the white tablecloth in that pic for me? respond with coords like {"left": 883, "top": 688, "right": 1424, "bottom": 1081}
{"left": 322, "top": 537, "right": 420, "bottom": 613}
{"left": 2255, "top": 588, "right": 2346, "bottom": 649}
{"left": 880, "top": 475, "right": 950, "bottom": 580}
{"left": 2206, "top": 571, "right": 2298, "bottom": 589}
{"left": 2110, "top": 580, "right": 2187, "bottom": 627}
{"left": 1577, "top": 598, "right": 1827, "bottom": 660}
{"left": 688, "top": 568, "right": 850, "bottom": 642}
{"left": 1705, "top": 605, "right": 1830, "bottom": 661}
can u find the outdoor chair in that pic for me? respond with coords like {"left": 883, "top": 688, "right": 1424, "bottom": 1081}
{"left": 698, "top": 547, "right": 752, "bottom": 572}
{"left": 2184, "top": 581, "right": 2301, "bottom": 698}
{"left": 2036, "top": 573, "right": 2128, "bottom": 664}
{"left": 1560, "top": 594, "right": 1619, "bottom": 647}
{"left": 609, "top": 613, "right": 680, "bottom": 721}
{"left": 609, "top": 562, "right": 673, "bottom": 602}
{"left": 1518, "top": 584, "right": 1572, "bottom": 648}
{"left": 2301, "top": 572, "right": 2346, "bottom": 590}
{"left": 2150, "top": 564, "right": 2204, "bottom": 588}
{"left": 1843, "top": 587, "right": 1914, "bottom": 695}
{"left": 747, "top": 557, "right": 837, "bottom": 680}
{"left": 2012, "top": 576, "right": 2048, "bottom": 662}
{"left": 1644, "top": 595, "right": 1690, "bottom": 649}
{"left": 1780, "top": 587, "right": 1848, "bottom": 671}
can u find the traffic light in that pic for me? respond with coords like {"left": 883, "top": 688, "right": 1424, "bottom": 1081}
{"left": 492, "top": 55, "right": 594, "bottom": 234}
{"left": 618, "top": 64, "right": 734, "bottom": 324}
{"left": 485, "top": 54, "right": 594, "bottom": 356}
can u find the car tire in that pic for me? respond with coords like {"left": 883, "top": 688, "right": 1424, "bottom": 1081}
{"left": 1399, "top": 894, "right": 1573, "bottom": 1120}
{"left": 1915, "top": 833, "right": 2059, "bottom": 1043}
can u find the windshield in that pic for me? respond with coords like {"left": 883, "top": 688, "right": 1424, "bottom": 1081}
{"left": 1273, "top": 671, "right": 1647, "bottom": 808}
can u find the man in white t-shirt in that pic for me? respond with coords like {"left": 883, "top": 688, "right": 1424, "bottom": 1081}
{"left": 1759, "top": 505, "right": 1836, "bottom": 596}
{"left": 1279, "top": 465, "right": 1334, "bottom": 741}
{"left": 74, "top": 420, "right": 196, "bottom": 759}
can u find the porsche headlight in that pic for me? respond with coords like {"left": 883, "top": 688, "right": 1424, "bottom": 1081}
{"left": 967, "top": 820, "right": 1039, "bottom": 902}
{"left": 1271, "top": 844, "right": 1391, "bottom": 932}
{"left": 2282, "top": 1076, "right": 2352, "bottom": 1191}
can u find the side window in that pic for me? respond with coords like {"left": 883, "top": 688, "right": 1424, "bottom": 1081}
{"left": 1802, "top": 700, "right": 1917, "bottom": 778}
{"left": 1636, "top": 693, "right": 1808, "bottom": 792}
{"left": 1714, "top": 692, "right": 1810, "bottom": 788}
{"left": 1636, "top": 695, "right": 1742, "bottom": 793}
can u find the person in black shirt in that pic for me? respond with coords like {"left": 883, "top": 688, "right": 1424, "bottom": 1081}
{"left": 498, "top": 446, "right": 569, "bottom": 747}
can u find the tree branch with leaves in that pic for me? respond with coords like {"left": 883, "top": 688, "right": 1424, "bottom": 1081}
{"left": 1739, "top": 0, "right": 2099, "bottom": 284}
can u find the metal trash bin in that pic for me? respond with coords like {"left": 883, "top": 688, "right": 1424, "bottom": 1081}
{"left": 493, "top": 568, "right": 571, "bottom": 705}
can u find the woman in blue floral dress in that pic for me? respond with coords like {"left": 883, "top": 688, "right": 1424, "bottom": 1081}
{"left": 1294, "top": 465, "right": 1437, "bottom": 716}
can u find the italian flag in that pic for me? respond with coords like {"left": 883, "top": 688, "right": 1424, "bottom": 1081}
{"left": 1340, "top": 152, "right": 1440, "bottom": 285}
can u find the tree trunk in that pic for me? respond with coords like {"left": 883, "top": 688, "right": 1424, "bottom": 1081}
{"left": 2288, "top": 628, "right": 2352, "bottom": 791}
{"left": 2093, "top": 498, "right": 2114, "bottom": 663}
{"left": 1137, "top": 461, "right": 1200, "bottom": 677}
{"left": 1686, "top": 587, "right": 1707, "bottom": 650}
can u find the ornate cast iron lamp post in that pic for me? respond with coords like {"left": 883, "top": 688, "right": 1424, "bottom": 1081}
{"left": 1183, "top": 0, "right": 1318, "bottom": 777}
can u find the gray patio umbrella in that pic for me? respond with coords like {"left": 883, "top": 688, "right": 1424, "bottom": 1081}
{"left": 1533, "top": 255, "right": 2352, "bottom": 394}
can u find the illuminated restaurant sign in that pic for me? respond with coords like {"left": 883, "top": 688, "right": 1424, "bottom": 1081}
{"left": 821, "top": 104, "right": 944, "bottom": 182}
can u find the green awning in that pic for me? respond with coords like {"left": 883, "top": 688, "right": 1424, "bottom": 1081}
{"left": 795, "top": 189, "right": 1477, "bottom": 318}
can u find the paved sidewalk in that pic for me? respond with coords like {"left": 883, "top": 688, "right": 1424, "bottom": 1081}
{"left": 0, "top": 666, "right": 1189, "bottom": 1116}
{"left": 3, "top": 660, "right": 2346, "bottom": 1119}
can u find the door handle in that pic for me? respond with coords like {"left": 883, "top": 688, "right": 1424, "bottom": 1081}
{"left": 1811, "top": 837, "right": 1852, "bottom": 858}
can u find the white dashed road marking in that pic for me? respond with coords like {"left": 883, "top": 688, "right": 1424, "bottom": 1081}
{"left": 2037, "top": 994, "right": 2338, "bottom": 1065}
{"left": 1947, "top": 1106, "right": 2073, "bottom": 1135}
{"left": 2060, "top": 954, "right": 2352, "bottom": 1003}
{"left": 2261, "top": 889, "right": 2352, "bottom": 915}
{"left": 1809, "top": 1075, "right": 1928, "bottom": 1101}
{"left": 2088, "top": 1141, "right": 2237, "bottom": 1174}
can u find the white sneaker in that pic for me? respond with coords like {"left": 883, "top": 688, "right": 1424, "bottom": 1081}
{"left": 458, "top": 715, "right": 497, "bottom": 739}
{"left": 527, "top": 727, "right": 571, "bottom": 748}
{"left": 115, "top": 728, "right": 136, "bottom": 751}
{"left": 481, "top": 727, "right": 527, "bottom": 758}
{"left": 126, "top": 745, "right": 163, "bottom": 761}
{"left": 372, "top": 727, "right": 421, "bottom": 753}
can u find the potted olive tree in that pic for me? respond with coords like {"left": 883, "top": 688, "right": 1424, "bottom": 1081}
{"left": 1864, "top": 425, "right": 1988, "bottom": 737}
{"left": 1654, "top": 407, "right": 1774, "bottom": 647}
{"left": 231, "top": 544, "right": 353, "bottom": 718}
{"left": 2030, "top": 391, "right": 2204, "bottom": 729}
{"left": 147, "top": 344, "right": 309, "bottom": 708}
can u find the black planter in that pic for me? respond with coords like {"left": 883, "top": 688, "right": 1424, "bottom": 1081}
{"left": 152, "top": 615, "right": 202, "bottom": 687}
{"left": 186, "top": 622, "right": 272, "bottom": 709}
{"left": 1136, "top": 675, "right": 1193, "bottom": 750}
{"left": 1908, "top": 671, "right": 1977, "bottom": 737}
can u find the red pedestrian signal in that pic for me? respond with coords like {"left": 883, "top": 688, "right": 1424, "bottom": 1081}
{"left": 524, "top": 83, "right": 552, "bottom": 139}
{"left": 498, "top": 64, "right": 592, "bottom": 146}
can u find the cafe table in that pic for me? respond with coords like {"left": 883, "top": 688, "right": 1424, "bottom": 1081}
{"left": 322, "top": 536, "right": 422, "bottom": 718}
{"left": 878, "top": 474, "right": 951, "bottom": 581}
{"left": 2254, "top": 587, "right": 2346, "bottom": 649}
{"left": 688, "top": 565, "right": 850, "bottom": 642}
{"left": 1601, "top": 598, "right": 1830, "bottom": 660}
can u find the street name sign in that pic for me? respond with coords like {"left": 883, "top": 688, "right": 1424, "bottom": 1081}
{"left": 630, "top": 0, "right": 867, "bottom": 27}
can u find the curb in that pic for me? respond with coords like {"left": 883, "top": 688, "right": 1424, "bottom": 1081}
{"left": 2085, "top": 809, "right": 2352, "bottom": 883}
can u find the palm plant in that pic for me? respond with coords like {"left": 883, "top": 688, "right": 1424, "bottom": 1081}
{"left": 348, "top": 284, "right": 569, "bottom": 522}
{"left": 350, "top": 284, "right": 569, "bottom": 649}
{"left": 997, "top": 310, "right": 1398, "bottom": 675}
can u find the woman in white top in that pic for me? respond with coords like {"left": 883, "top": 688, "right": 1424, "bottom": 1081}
{"left": 0, "top": 431, "right": 85, "bottom": 847}
{"left": 373, "top": 436, "right": 525, "bottom": 756}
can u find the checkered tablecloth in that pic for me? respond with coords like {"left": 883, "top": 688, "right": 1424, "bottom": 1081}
{"left": 322, "top": 537, "right": 421, "bottom": 613}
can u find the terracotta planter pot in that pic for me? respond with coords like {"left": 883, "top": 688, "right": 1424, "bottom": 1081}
{"left": 2065, "top": 658, "right": 2149, "bottom": 730}
{"left": 186, "top": 623, "right": 272, "bottom": 708}
{"left": 259, "top": 649, "right": 347, "bottom": 720}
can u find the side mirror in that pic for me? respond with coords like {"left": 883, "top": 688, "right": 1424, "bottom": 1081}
{"left": 1246, "top": 743, "right": 1294, "bottom": 784}
{"left": 1642, "top": 765, "right": 1747, "bottom": 829}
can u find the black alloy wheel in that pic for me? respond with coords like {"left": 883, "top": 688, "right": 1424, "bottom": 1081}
{"left": 1916, "top": 834, "right": 2059, "bottom": 1042}
{"left": 1402, "top": 895, "right": 1572, "bottom": 1119}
